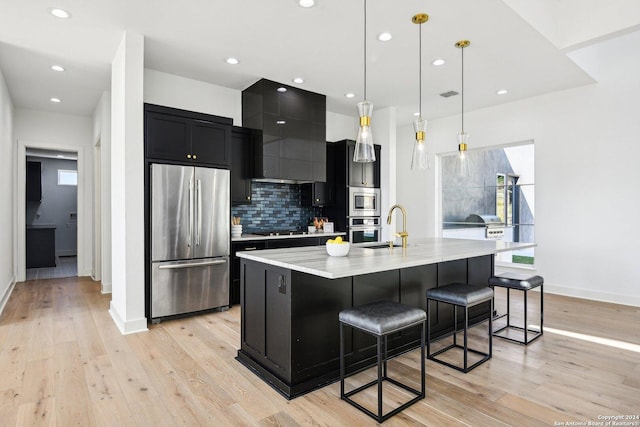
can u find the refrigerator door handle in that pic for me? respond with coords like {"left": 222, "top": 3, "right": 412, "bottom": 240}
{"left": 188, "top": 177, "right": 194, "bottom": 247}
{"left": 158, "top": 259, "right": 227, "bottom": 270}
{"left": 197, "top": 179, "right": 202, "bottom": 246}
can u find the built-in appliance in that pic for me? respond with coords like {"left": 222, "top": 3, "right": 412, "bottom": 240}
{"left": 150, "top": 163, "right": 230, "bottom": 320}
{"left": 348, "top": 217, "right": 382, "bottom": 244}
{"left": 465, "top": 214, "right": 505, "bottom": 239}
{"left": 349, "top": 187, "right": 381, "bottom": 217}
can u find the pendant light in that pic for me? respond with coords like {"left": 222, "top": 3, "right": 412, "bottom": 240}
{"left": 411, "top": 13, "right": 429, "bottom": 170}
{"left": 455, "top": 40, "right": 471, "bottom": 177}
{"left": 353, "top": 0, "right": 376, "bottom": 163}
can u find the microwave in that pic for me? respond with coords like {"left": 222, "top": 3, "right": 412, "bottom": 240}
{"left": 349, "top": 187, "right": 381, "bottom": 217}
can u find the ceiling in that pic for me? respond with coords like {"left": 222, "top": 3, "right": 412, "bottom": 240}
{"left": 0, "top": 0, "right": 633, "bottom": 126}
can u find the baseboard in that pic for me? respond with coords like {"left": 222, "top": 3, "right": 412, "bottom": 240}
{"left": 56, "top": 249, "right": 77, "bottom": 257}
{"left": 109, "top": 301, "right": 148, "bottom": 335}
{"left": 0, "top": 276, "right": 16, "bottom": 318}
{"left": 101, "top": 281, "right": 112, "bottom": 294}
{"left": 545, "top": 284, "right": 640, "bottom": 308}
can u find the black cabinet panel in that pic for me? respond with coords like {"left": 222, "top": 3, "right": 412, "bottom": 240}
{"left": 231, "top": 127, "right": 257, "bottom": 205}
{"left": 26, "top": 227, "right": 56, "bottom": 268}
{"left": 348, "top": 142, "right": 381, "bottom": 188}
{"left": 265, "top": 268, "right": 291, "bottom": 380}
{"left": 242, "top": 261, "right": 266, "bottom": 356}
{"left": 232, "top": 241, "right": 266, "bottom": 305}
{"left": 144, "top": 104, "right": 232, "bottom": 168}
{"left": 26, "top": 161, "right": 42, "bottom": 202}
{"left": 191, "top": 120, "right": 231, "bottom": 166}
{"left": 399, "top": 264, "right": 437, "bottom": 345}
{"left": 145, "top": 111, "right": 189, "bottom": 161}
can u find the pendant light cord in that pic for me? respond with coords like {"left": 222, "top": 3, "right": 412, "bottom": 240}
{"left": 363, "top": 0, "right": 367, "bottom": 101}
{"left": 419, "top": 22, "right": 422, "bottom": 117}
{"left": 461, "top": 44, "right": 465, "bottom": 133}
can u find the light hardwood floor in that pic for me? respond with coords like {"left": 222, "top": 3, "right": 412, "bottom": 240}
{"left": 0, "top": 277, "right": 638, "bottom": 426}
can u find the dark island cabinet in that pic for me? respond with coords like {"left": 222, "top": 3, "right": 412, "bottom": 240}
{"left": 231, "top": 126, "right": 258, "bottom": 204}
{"left": 237, "top": 254, "right": 495, "bottom": 398}
{"left": 144, "top": 103, "right": 232, "bottom": 168}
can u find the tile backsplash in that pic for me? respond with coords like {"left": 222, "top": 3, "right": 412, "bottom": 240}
{"left": 231, "top": 182, "right": 321, "bottom": 233}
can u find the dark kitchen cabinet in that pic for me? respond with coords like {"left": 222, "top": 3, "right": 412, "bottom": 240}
{"left": 301, "top": 142, "right": 335, "bottom": 206}
{"left": 231, "top": 241, "right": 266, "bottom": 305}
{"left": 348, "top": 142, "right": 381, "bottom": 188}
{"left": 26, "top": 226, "right": 56, "bottom": 268}
{"left": 144, "top": 104, "right": 232, "bottom": 168}
{"left": 231, "top": 126, "right": 258, "bottom": 204}
{"left": 26, "top": 161, "right": 42, "bottom": 202}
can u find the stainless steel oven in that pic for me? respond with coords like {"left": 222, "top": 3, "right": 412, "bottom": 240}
{"left": 349, "top": 187, "right": 381, "bottom": 217}
{"left": 349, "top": 217, "right": 382, "bottom": 244}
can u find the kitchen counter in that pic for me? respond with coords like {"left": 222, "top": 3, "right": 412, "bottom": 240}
{"left": 237, "top": 237, "right": 535, "bottom": 279}
{"left": 236, "top": 237, "right": 536, "bottom": 399}
{"left": 232, "top": 231, "right": 345, "bottom": 242}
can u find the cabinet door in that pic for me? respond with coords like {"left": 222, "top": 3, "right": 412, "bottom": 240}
{"left": 145, "top": 111, "right": 190, "bottom": 162}
{"left": 347, "top": 143, "right": 380, "bottom": 188}
{"left": 399, "top": 264, "right": 437, "bottom": 343}
{"left": 26, "top": 161, "right": 42, "bottom": 202}
{"left": 231, "top": 241, "right": 266, "bottom": 305}
{"left": 231, "top": 128, "right": 254, "bottom": 204}
{"left": 190, "top": 120, "right": 231, "bottom": 167}
{"left": 433, "top": 259, "right": 468, "bottom": 336}
{"left": 265, "top": 268, "right": 291, "bottom": 381}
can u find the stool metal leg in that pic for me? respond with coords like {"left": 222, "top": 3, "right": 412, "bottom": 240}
{"left": 377, "top": 335, "right": 383, "bottom": 422}
{"left": 463, "top": 305, "right": 469, "bottom": 371}
{"left": 540, "top": 284, "right": 544, "bottom": 336}
{"left": 420, "top": 321, "right": 425, "bottom": 396}
{"left": 524, "top": 288, "right": 529, "bottom": 345}
{"left": 506, "top": 288, "right": 511, "bottom": 327}
{"left": 340, "top": 322, "right": 345, "bottom": 398}
{"left": 489, "top": 297, "right": 493, "bottom": 357}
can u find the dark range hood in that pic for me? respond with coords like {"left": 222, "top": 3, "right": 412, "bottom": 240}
{"left": 242, "top": 79, "right": 326, "bottom": 184}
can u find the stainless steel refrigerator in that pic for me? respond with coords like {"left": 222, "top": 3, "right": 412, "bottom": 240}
{"left": 150, "top": 163, "right": 230, "bottom": 320}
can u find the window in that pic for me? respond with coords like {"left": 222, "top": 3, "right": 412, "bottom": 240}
{"left": 441, "top": 142, "right": 535, "bottom": 266}
{"left": 58, "top": 169, "right": 77, "bottom": 186}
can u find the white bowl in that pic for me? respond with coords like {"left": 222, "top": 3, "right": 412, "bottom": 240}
{"left": 326, "top": 241, "right": 350, "bottom": 257}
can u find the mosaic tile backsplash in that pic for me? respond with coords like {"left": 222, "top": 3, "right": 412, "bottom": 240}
{"left": 231, "top": 182, "right": 322, "bottom": 233}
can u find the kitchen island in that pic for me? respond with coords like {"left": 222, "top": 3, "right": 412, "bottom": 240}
{"left": 236, "top": 238, "right": 535, "bottom": 399}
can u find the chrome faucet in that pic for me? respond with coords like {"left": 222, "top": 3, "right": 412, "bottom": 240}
{"left": 387, "top": 204, "right": 408, "bottom": 248}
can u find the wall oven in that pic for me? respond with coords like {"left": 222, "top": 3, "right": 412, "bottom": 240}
{"left": 349, "top": 187, "right": 381, "bottom": 217}
{"left": 349, "top": 217, "right": 382, "bottom": 244}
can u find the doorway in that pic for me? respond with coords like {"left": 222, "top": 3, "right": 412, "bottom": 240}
{"left": 16, "top": 141, "right": 86, "bottom": 282}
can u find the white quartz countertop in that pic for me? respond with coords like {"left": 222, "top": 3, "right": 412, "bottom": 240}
{"left": 237, "top": 238, "right": 536, "bottom": 279}
{"left": 232, "top": 231, "right": 346, "bottom": 242}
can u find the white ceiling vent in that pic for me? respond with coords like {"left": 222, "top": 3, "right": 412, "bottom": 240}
{"left": 440, "top": 90, "right": 459, "bottom": 98}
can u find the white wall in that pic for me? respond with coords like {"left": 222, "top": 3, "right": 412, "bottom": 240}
{"left": 0, "top": 67, "right": 15, "bottom": 314}
{"left": 93, "top": 91, "right": 112, "bottom": 292}
{"left": 397, "top": 30, "right": 640, "bottom": 306}
{"left": 144, "top": 69, "right": 241, "bottom": 124}
{"left": 109, "top": 32, "right": 147, "bottom": 334}
{"left": 14, "top": 108, "right": 94, "bottom": 278}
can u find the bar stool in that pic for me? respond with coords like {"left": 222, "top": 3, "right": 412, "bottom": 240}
{"left": 426, "top": 283, "right": 494, "bottom": 373}
{"left": 339, "top": 301, "right": 426, "bottom": 423}
{"left": 489, "top": 272, "right": 544, "bottom": 345}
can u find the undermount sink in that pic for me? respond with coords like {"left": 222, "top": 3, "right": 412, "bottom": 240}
{"left": 362, "top": 242, "right": 418, "bottom": 249}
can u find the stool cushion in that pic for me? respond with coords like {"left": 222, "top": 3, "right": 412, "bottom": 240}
{"left": 489, "top": 272, "right": 543, "bottom": 290}
{"left": 427, "top": 283, "right": 493, "bottom": 306}
{"left": 339, "top": 301, "right": 426, "bottom": 335}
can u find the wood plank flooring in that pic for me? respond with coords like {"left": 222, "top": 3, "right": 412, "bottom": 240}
{"left": 0, "top": 277, "right": 638, "bottom": 426}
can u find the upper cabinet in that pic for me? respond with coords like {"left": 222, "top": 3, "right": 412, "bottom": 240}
{"left": 144, "top": 103, "right": 232, "bottom": 168}
{"left": 231, "top": 126, "right": 259, "bottom": 205}
{"left": 26, "top": 160, "right": 42, "bottom": 202}
{"left": 242, "top": 79, "right": 326, "bottom": 183}
{"left": 346, "top": 141, "right": 381, "bottom": 188}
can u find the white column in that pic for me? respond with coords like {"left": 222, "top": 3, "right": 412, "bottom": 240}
{"left": 371, "top": 106, "right": 397, "bottom": 242}
{"left": 109, "top": 32, "right": 147, "bottom": 334}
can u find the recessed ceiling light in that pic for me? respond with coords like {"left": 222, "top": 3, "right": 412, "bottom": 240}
{"left": 377, "top": 32, "right": 392, "bottom": 42}
{"left": 50, "top": 97, "right": 61, "bottom": 103}
{"left": 276, "top": 120, "right": 286, "bottom": 125}
{"left": 497, "top": 89, "right": 508, "bottom": 95}
{"left": 277, "top": 87, "right": 287, "bottom": 93}
{"left": 225, "top": 57, "right": 239, "bottom": 65}
{"left": 292, "top": 77, "right": 304, "bottom": 84}
{"left": 51, "top": 65, "right": 65, "bottom": 72}
{"left": 49, "top": 8, "right": 71, "bottom": 19}
{"left": 345, "top": 93, "right": 355, "bottom": 98}
{"left": 298, "top": 0, "right": 315, "bottom": 7}
{"left": 432, "top": 58, "right": 445, "bottom": 66}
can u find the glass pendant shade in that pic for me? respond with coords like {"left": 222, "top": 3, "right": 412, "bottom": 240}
{"left": 411, "top": 118, "right": 429, "bottom": 170}
{"left": 353, "top": 100, "right": 376, "bottom": 163}
{"left": 455, "top": 131, "right": 471, "bottom": 177}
